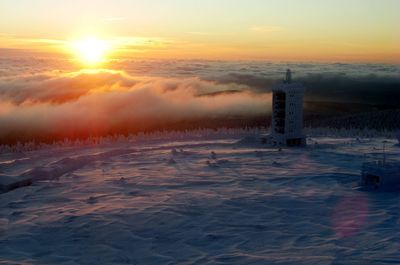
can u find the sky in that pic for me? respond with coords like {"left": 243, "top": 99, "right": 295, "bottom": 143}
{"left": 1, "top": 0, "right": 399, "bottom": 62}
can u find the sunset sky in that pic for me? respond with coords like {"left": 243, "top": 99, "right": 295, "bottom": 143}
{"left": 1, "top": 0, "right": 399, "bottom": 63}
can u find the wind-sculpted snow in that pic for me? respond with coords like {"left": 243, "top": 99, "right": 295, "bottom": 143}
{"left": 0, "top": 136, "right": 399, "bottom": 264}
{"left": 0, "top": 148, "right": 137, "bottom": 192}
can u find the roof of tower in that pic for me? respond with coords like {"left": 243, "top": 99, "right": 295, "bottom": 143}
{"left": 273, "top": 69, "right": 305, "bottom": 93}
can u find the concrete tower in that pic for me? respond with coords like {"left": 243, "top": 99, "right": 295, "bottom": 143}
{"left": 269, "top": 69, "right": 306, "bottom": 146}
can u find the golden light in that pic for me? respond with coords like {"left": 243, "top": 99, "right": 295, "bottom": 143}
{"left": 71, "top": 38, "right": 110, "bottom": 66}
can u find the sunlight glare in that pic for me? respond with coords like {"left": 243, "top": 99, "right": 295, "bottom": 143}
{"left": 71, "top": 38, "right": 110, "bottom": 66}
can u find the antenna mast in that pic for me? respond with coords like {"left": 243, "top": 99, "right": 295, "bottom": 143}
{"left": 285, "top": 69, "right": 292, "bottom": 84}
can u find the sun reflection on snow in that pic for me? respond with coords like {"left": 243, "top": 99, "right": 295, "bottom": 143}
{"left": 331, "top": 194, "right": 369, "bottom": 238}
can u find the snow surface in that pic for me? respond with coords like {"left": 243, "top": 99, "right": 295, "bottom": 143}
{"left": 0, "top": 135, "right": 399, "bottom": 264}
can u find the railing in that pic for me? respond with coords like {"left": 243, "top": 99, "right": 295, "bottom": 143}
{"left": 362, "top": 159, "right": 400, "bottom": 170}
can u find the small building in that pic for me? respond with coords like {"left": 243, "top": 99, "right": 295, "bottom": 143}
{"left": 267, "top": 69, "right": 306, "bottom": 147}
{"left": 359, "top": 160, "right": 400, "bottom": 191}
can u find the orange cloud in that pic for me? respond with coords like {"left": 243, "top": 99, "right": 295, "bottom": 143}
{"left": 0, "top": 70, "right": 271, "bottom": 143}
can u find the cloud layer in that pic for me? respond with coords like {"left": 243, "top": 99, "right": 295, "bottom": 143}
{"left": 0, "top": 68, "right": 271, "bottom": 143}
{"left": 0, "top": 57, "right": 399, "bottom": 143}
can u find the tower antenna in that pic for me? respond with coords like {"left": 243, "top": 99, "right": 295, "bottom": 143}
{"left": 285, "top": 69, "right": 292, "bottom": 84}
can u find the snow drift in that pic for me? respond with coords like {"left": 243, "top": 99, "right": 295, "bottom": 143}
{"left": 0, "top": 135, "right": 399, "bottom": 264}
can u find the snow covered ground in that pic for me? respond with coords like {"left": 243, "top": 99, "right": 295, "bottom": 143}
{"left": 0, "top": 135, "right": 399, "bottom": 264}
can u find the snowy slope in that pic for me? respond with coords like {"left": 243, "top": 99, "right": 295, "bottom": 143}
{"left": 0, "top": 136, "right": 399, "bottom": 264}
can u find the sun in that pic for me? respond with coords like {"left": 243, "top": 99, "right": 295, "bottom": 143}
{"left": 71, "top": 38, "right": 110, "bottom": 66}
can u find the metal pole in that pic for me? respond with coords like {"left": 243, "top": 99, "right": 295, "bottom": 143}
{"left": 383, "top": 141, "right": 386, "bottom": 164}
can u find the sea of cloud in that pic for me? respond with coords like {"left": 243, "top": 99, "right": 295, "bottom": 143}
{"left": 0, "top": 55, "right": 399, "bottom": 143}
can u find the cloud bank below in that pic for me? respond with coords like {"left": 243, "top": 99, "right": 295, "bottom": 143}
{"left": 0, "top": 69, "right": 271, "bottom": 143}
{"left": 1, "top": 57, "right": 399, "bottom": 143}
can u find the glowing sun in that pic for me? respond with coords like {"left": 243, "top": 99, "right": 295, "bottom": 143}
{"left": 71, "top": 38, "right": 110, "bottom": 65}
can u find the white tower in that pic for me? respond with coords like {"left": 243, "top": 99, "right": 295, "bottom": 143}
{"left": 269, "top": 69, "right": 306, "bottom": 146}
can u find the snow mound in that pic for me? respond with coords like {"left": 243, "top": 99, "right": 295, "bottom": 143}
{"left": 0, "top": 136, "right": 399, "bottom": 264}
{"left": 0, "top": 148, "right": 136, "bottom": 193}
{"left": 235, "top": 135, "right": 262, "bottom": 146}
{"left": 0, "top": 174, "right": 32, "bottom": 193}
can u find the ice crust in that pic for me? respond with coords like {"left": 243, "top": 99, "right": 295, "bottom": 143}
{"left": 0, "top": 135, "right": 399, "bottom": 264}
